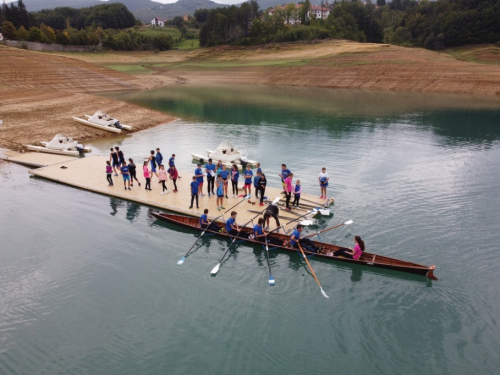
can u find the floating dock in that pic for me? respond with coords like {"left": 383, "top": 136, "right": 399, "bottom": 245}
{"left": 3, "top": 151, "right": 334, "bottom": 229}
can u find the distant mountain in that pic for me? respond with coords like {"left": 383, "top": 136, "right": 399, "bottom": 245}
{"left": 23, "top": 0, "right": 308, "bottom": 23}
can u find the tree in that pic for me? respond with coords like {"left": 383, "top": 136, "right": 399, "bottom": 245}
{"left": 377, "top": 0, "right": 386, "bottom": 6}
{"left": 55, "top": 30, "right": 71, "bottom": 45}
{"left": 17, "top": 25, "right": 28, "bottom": 40}
{"left": 391, "top": 26, "right": 412, "bottom": 45}
{"left": 28, "top": 26, "right": 42, "bottom": 42}
{"left": 300, "top": 0, "right": 311, "bottom": 25}
{"left": 16, "top": 0, "right": 29, "bottom": 29}
{"left": 284, "top": 3, "right": 297, "bottom": 24}
{"left": 2, "top": 21, "right": 17, "bottom": 39}
{"left": 40, "top": 23, "right": 56, "bottom": 44}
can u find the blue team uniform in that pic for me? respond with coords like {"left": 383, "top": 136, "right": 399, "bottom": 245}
{"left": 219, "top": 170, "right": 229, "bottom": 180}
{"left": 169, "top": 157, "right": 175, "bottom": 168}
{"left": 290, "top": 229, "right": 300, "bottom": 246}
{"left": 281, "top": 168, "right": 291, "bottom": 182}
{"left": 226, "top": 217, "right": 236, "bottom": 233}
{"left": 244, "top": 170, "right": 253, "bottom": 185}
{"left": 190, "top": 181, "right": 199, "bottom": 195}
{"left": 195, "top": 168, "right": 204, "bottom": 183}
{"left": 155, "top": 152, "right": 163, "bottom": 166}
{"left": 200, "top": 214, "right": 208, "bottom": 227}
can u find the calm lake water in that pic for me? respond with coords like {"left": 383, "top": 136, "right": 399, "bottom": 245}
{"left": 1, "top": 85, "right": 500, "bottom": 375}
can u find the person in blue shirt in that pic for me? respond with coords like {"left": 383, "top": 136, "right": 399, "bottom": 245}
{"left": 155, "top": 148, "right": 163, "bottom": 167}
{"left": 225, "top": 211, "right": 241, "bottom": 236}
{"left": 169, "top": 154, "right": 176, "bottom": 168}
{"left": 149, "top": 150, "right": 158, "bottom": 181}
{"left": 219, "top": 165, "right": 230, "bottom": 199}
{"left": 216, "top": 174, "right": 225, "bottom": 211}
{"left": 231, "top": 164, "right": 239, "bottom": 198}
{"left": 279, "top": 163, "right": 291, "bottom": 193}
{"left": 253, "top": 218, "right": 267, "bottom": 242}
{"left": 205, "top": 158, "right": 216, "bottom": 196}
{"left": 256, "top": 162, "right": 262, "bottom": 174}
{"left": 253, "top": 171, "right": 261, "bottom": 199}
{"left": 189, "top": 176, "right": 199, "bottom": 209}
{"left": 120, "top": 161, "right": 131, "bottom": 190}
{"left": 290, "top": 224, "right": 320, "bottom": 253}
{"left": 200, "top": 209, "right": 220, "bottom": 232}
{"left": 194, "top": 164, "right": 204, "bottom": 197}
{"left": 244, "top": 165, "right": 253, "bottom": 197}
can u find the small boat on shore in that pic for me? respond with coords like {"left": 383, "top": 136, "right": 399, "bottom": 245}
{"left": 72, "top": 111, "right": 132, "bottom": 133}
{"left": 26, "top": 133, "right": 91, "bottom": 156}
{"left": 191, "top": 140, "right": 258, "bottom": 168}
{"left": 152, "top": 213, "right": 438, "bottom": 280}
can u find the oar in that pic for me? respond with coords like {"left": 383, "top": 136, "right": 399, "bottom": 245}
{"left": 176, "top": 197, "right": 247, "bottom": 265}
{"left": 302, "top": 220, "right": 353, "bottom": 240}
{"left": 264, "top": 237, "right": 275, "bottom": 286}
{"left": 210, "top": 197, "right": 281, "bottom": 275}
{"left": 297, "top": 243, "right": 329, "bottom": 299}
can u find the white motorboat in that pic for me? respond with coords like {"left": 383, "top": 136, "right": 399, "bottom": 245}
{"left": 191, "top": 141, "right": 258, "bottom": 168}
{"left": 26, "top": 133, "right": 91, "bottom": 156}
{"left": 72, "top": 110, "right": 132, "bottom": 133}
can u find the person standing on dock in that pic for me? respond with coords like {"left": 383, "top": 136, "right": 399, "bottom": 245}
{"left": 219, "top": 164, "right": 230, "bottom": 199}
{"left": 169, "top": 154, "right": 176, "bottom": 171}
{"left": 128, "top": 158, "right": 141, "bottom": 187}
{"left": 292, "top": 179, "right": 301, "bottom": 207}
{"left": 216, "top": 174, "right": 224, "bottom": 211}
{"left": 256, "top": 162, "right": 262, "bottom": 174}
{"left": 106, "top": 161, "right": 113, "bottom": 186}
{"left": 231, "top": 164, "right": 239, "bottom": 198}
{"left": 319, "top": 167, "right": 329, "bottom": 200}
{"left": 143, "top": 161, "right": 152, "bottom": 191}
{"left": 205, "top": 158, "right": 216, "bottom": 196}
{"left": 121, "top": 161, "right": 131, "bottom": 190}
{"left": 258, "top": 173, "right": 267, "bottom": 206}
{"left": 279, "top": 164, "right": 291, "bottom": 193}
{"left": 115, "top": 147, "right": 125, "bottom": 165}
{"left": 149, "top": 150, "right": 158, "bottom": 181}
{"left": 158, "top": 165, "right": 169, "bottom": 195}
{"left": 189, "top": 176, "right": 199, "bottom": 209}
{"left": 244, "top": 165, "right": 253, "bottom": 197}
{"left": 263, "top": 203, "right": 280, "bottom": 231}
{"left": 194, "top": 164, "right": 204, "bottom": 197}
{"left": 155, "top": 148, "right": 163, "bottom": 170}
{"left": 170, "top": 166, "right": 180, "bottom": 192}
{"left": 110, "top": 148, "right": 119, "bottom": 176}
{"left": 253, "top": 171, "right": 261, "bottom": 199}
{"left": 284, "top": 173, "right": 293, "bottom": 210}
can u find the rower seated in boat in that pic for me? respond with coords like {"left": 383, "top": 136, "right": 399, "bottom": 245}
{"left": 290, "top": 224, "right": 320, "bottom": 253}
{"left": 252, "top": 218, "right": 285, "bottom": 246}
{"left": 200, "top": 209, "right": 220, "bottom": 233}
{"left": 332, "top": 236, "right": 364, "bottom": 260}
{"left": 225, "top": 211, "right": 247, "bottom": 238}
{"left": 263, "top": 203, "right": 280, "bottom": 231}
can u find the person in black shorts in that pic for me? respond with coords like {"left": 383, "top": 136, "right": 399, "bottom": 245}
{"left": 115, "top": 146, "right": 125, "bottom": 165}
{"left": 128, "top": 158, "right": 141, "bottom": 187}
{"left": 110, "top": 148, "right": 120, "bottom": 176}
{"left": 263, "top": 203, "right": 281, "bottom": 231}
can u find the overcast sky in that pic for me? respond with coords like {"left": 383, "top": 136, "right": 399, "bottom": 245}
{"left": 3, "top": 0, "right": 246, "bottom": 4}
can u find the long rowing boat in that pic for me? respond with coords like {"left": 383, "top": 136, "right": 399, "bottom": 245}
{"left": 152, "top": 212, "right": 438, "bottom": 280}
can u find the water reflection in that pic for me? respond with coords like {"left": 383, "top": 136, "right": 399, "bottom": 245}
{"left": 125, "top": 202, "right": 141, "bottom": 223}
{"left": 109, "top": 197, "right": 124, "bottom": 216}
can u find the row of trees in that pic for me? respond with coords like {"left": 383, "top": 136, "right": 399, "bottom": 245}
{"left": 198, "top": 1, "right": 383, "bottom": 47}
{"left": 1, "top": 1, "right": 173, "bottom": 51}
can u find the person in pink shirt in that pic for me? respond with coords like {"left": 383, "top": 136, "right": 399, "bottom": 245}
{"left": 333, "top": 236, "right": 365, "bottom": 260}
{"left": 158, "top": 165, "right": 169, "bottom": 195}
{"left": 106, "top": 161, "right": 113, "bottom": 186}
{"left": 143, "top": 161, "right": 152, "bottom": 191}
{"left": 284, "top": 172, "right": 293, "bottom": 210}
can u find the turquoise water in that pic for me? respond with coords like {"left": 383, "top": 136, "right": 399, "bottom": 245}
{"left": 1, "top": 85, "right": 500, "bottom": 374}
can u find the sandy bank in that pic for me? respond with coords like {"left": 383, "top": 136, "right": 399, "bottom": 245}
{"left": 0, "top": 45, "right": 173, "bottom": 150}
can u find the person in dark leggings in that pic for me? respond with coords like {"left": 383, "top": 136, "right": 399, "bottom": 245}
{"left": 128, "top": 158, "right": 141, "bottom": 187}
{"left": 143, "top": 161, "right": 151, "bottom": 190}
{"left": 284, "top": 173, "right": 293, "bottom": 210}
{"left": 258, "top": 173, "right": 267, "bottom": 206}
{"left": 231, "top": 164, "right": 239, "bottom": 197}
{"left": 106, "top": 161, "right": 113, "bottom": 186}
{"left": 290, "top": 224, "right": 320, "bottom": 253}
{"left": 189, "top": 176, "right": 199, "bottom": 209}
{"left": 110, "top": 148, "right": 119, "bottom": 176}
{"left": 263, "top": 204, "right": 280, "bottom": 231}
{"left": 205, "top": 158, "right": 216, "bottom": 196}
{"left": 333, "top": 236, "right": 365, "bottom": 260}
{"left": 200, "top": 209, "right": 220, "bottom": 232}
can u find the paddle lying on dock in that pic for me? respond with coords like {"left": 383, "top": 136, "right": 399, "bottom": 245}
{"left": 176, "top": 197, "right": 247, "bottom": 265}
{"left": 303, "top": 220, "right": 354, "bottom": 240}
{"left": 210, "top": 197, "right": 281, "bottom": 275}
{"left": 297, "top": 243, "right": 329, "bottom": 299}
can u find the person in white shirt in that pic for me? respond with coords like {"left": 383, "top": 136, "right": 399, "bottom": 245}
{"left": 318, "top": 167, "right": 329, "bottom": 199}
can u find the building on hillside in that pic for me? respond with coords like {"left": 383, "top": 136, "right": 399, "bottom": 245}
{"left": 268, "top": 4, "right": 330, "bottom": 24}
{"left": 183, "top": 14, "right": 189, "bottom": 21}
{"left": 151, "top": 17, "right": 165, "bottom": 27}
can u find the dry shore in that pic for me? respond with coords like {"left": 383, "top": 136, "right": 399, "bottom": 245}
{"left": 1, "top": 40, "right": 500, "bottom": 150}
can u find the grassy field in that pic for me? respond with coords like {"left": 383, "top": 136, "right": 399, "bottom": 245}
{"left": 138, "top": 26, "right": 182, "bottom": 39}
{"left": 104, "top": 64, "right": 152, "bottom": 74}
{"left": 175, "top": 39, "right": 200, "bottom": 50}
{"left": 444, "top": 44, "right": 500, "bottom": 65}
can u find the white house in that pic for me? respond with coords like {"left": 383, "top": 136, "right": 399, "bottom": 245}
{"left": 309, "top": 5, "right": 330, "bottom": 19}
{"left": 151, "top": 17, "right": 165, "bottom": 27}
{"left": 268, "top": 4, "right": 330, "bottom": 25}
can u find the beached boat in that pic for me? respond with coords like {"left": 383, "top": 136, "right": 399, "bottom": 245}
{"left": 191, "top": 140, "right": 258, "bottom": 168}
{"left": 152, "top": 213, "right": 438, "bottom": 280}
{"left": 72, "top": 111, "right": 132, "bottom": 133}
{"left": 26, "top": 133, "right": 91, "bottom": 156}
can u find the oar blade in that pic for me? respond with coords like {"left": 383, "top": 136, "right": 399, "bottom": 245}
{"left": 320, "top": 287, "right": 329, "bottom": 299}
{"left": 268, "top": 275, "right": 275, "bottom": 286}
{"left": 210, "top": 263, "right": 221, "bottom": 275}
{"left": 176, "top": 256, "right": 186, "bottom": 265}
{"left": 345, "top": 220, "right": 353, "bottom": 225}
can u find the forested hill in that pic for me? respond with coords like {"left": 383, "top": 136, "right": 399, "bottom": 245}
{"left": 20, "top": 0, "right": 286, "bottom": 22}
